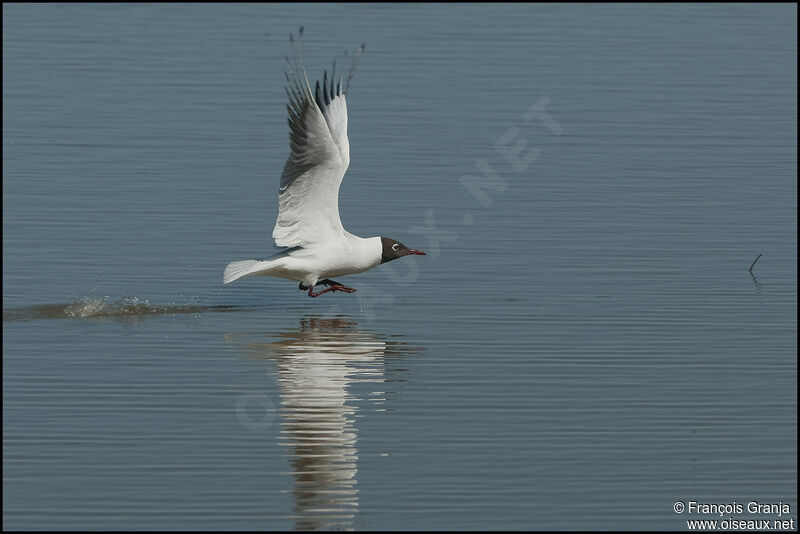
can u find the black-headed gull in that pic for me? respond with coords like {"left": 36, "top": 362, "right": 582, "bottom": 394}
{"left": 223, "top": 28, "right": 425, "bottom": 297}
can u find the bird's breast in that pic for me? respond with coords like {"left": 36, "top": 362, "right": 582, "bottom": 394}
{"left": 316, "top": 236, "right": 381, "bottom": 277}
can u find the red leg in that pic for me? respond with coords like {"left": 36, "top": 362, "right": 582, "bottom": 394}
{"left": 307, "top": 284, "right": 357, "bottom": 297}
{"left": 331, "top": 284, "right": 357, "bottom": 293}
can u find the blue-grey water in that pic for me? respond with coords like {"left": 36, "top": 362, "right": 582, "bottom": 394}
{"left": 3, "top": 3, "right": 797, "bottom": 531}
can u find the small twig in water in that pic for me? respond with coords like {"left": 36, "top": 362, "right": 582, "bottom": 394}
{"left": 748, "top": 253, "right": 762, "bottom": 275}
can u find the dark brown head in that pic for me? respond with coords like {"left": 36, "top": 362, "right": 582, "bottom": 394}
{"left": 380, "top": 237, "right": 426, "bottom": 264}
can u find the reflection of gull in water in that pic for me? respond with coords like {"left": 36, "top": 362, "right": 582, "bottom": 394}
{"left": 226, "top": 315, "right": 419, "bottom": 530}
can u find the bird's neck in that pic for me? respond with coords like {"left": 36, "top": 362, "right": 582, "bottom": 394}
{"left": 345, "top": 234, "right": 383, "bottom": 266}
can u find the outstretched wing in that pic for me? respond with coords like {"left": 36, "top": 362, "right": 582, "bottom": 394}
{"left": 272, "top": 29, "right": 365, "bottom": 248}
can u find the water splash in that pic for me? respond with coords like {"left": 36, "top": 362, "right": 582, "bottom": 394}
{"left": 3, "top": 295, "right": 246, "bottom": 322}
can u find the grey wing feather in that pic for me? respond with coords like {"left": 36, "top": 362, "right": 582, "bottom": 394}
{"left": 272, "top": 32, "right": 363, "bottom": 248}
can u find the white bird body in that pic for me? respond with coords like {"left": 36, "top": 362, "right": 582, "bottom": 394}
{"left": 224, "top": 234, "right": 381, "bottom": 287}
{"left": 223, "top": 28, "right": 424, "bottom": 297}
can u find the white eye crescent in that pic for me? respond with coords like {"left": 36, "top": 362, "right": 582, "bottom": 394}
{"left": 392, "top": 243, "right": 400, "bottom": 252}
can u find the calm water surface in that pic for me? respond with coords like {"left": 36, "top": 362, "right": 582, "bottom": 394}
{"left": 3, "top": 3, "right": 797, "bottom": 530}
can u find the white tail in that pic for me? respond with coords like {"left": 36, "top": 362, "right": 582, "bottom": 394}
{"left": 223, "top": 260, "right": 267, "bottom": 284}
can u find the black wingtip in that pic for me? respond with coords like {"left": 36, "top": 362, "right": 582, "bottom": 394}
{"left": 330, "top": 58, "right": 337, "bottom": 97}
{"left": 299, "top": 25, "right": 304, "bottom": 35}
{"left": 323, "top": 70, "right": 331, "bottom": 105}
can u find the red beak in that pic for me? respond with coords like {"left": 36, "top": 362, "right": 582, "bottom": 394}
{"left": 407, "top": 249, "right": 426, "bottom": 256}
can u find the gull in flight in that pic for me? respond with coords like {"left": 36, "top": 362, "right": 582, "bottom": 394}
{"left": 223, "top": 28, "right": 425, "bottom": 297}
